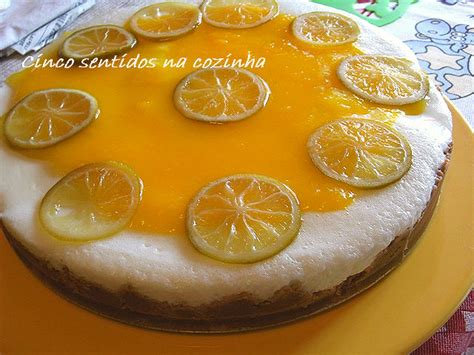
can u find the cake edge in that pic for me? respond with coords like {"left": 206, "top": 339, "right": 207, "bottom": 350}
{"left": 1, "top": 143, "right": 452, "bottom": 333}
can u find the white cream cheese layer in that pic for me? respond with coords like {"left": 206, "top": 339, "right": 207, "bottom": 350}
{"left": 0, "top": 0, "right": 452, "bottom": 306}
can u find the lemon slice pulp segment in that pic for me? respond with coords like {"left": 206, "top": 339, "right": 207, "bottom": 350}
{"left": 130, "top": 3, "right": 202, "bottom": 40}
{"left": 3, "top": 89, "right": 99, "bottom": 149}
{"left": 187, "top": 174, "right": 301, "bottom": 263}
{"left": 292, "top": 12, "right": 360, "bottom": 47}
{"left": 60, "top": 25, "right": 136, "bottom": 60}
{"left": 202, "top": 0, "right": 279, "bottom": 29}
{"left": 338, "top": 55, "right": 429, "bottom": 105}
{"left": 307, "top": 119, "right": 412, "bottom": 188}
{"left": 40, "top": 162, "right": 142, "bottom": 241}
{"left": 174, "top": 68, "right": 269, "bottom": 123}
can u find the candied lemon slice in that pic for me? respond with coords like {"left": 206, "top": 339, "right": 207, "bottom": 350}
{"left": 3, "top": 89, "right": 99, "bottom": 149}
{"left": 60, "top": 25, "right": 136, "bottom": 60}
{"left": 202, "top": 0, "right": 278, "bottom": 29}
{"left": 338, "top": 55, "right": 429, "bottom": 105}
{"left": 174, "top": 68, "right": 269, "bottom": 122}
{"left": 39, "top": 162, "right": 142, "bottom": 241}
{"left": 130, "top": 3, "right": 202, "bottom": 40}
{"left": 307, "top": 119, "right": 412, "bottom": 188}
{"left": 187, "top": 174, "right": 301, "bottom": 263}
{"left": 292, "top": 12, "right": 360, "bottom": 46}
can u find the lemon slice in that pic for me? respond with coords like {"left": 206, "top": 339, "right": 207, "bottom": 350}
{"left": 39, "top": 162, "right": 143, "bottom": 241}
{"left": 174, "top": 68, "right": 269, "bottom": 123}
{"left": 292, "top": 12, "right": 360, "bottom": 46}
{"left": 60, "top": 25, "right": 136, "bottom": 60}
{"left": 307, "top": 118, "right": 412, "bottom": 188}
{"left": 187, "top": 174, "right": 301, "bottom": 263}
{"left": 201, "top": 0, "right": 279, "bottom": 29}
{"left": 3, "top": 89, "right": 99, "bottom": 149}
{"left": 130, "top": 3, "right": 202, "bottom": 40}
{"left": 338, "top": 55, "right": 429, "bottom": 105}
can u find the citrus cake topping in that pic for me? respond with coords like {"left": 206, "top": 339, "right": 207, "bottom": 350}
{"left": 60, "top": 25, "right": 137, "bottom": 60}
{"left": 291, "top": 12, "right": 360, "bottom": 47}
{"left": 174, "top": 68, "right": 270, "bottom": 123}
{"left": 202, "top": 0, "right": 279, "bottom": 29}
{"left": 39, "top": 161, "right": 142, "bottom": 241}
{"left": 337, "top": 55, "right": 429, "bottom": 105}
{"left": 4, "top": 13, "right": 427, "bottom": 240}
{"left": 130, "top": 2, "right": 202, "bottom": 40}
{"left": 187, "top": 174, "right": 301, "bottom": 263}
{"left": 3, "top": 88, "right": 99, "bottom": 149}
{"left": 307, "top": 118, "right": 412, "bottom": 188}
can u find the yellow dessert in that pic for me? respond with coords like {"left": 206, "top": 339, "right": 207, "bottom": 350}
{"left": 292, "top": 11, "right": 360, "bottom": 46}
{"left": 3, "top": 88, "right": 98, "bottom": 148}
{"left": 0, "top": 1, "right": 451, "bottom": 333}
{"left": 307, "top": 118, "right": 412, "bottom": 188}
{"left": 130, "top": 2, "right": 202, "bottom": 40}
{"left": 201, "top": 0, "right": 279, "bottom": 28}
{"left": 61, "top": 25, "right": 137, "bottom": 60}
{"left": 39, "top": 161, "right": 142, "bottom": 241}
{"left": 187, "top": 174, "right": 301, "bottom": 263}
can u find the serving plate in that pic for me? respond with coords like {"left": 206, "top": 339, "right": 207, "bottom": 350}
{"left": 0, "top": 99, "right": 472, "bottom": 354}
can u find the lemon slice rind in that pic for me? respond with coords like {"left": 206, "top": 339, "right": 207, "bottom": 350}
{"left": 60, "top": 25, "right": 136, "bottom": 60}
{"left": 201, "top": 0, "right": 279, "bottom": 29}
{"left": 307, "top": 118, "right": 412, "bottom": 189}
{"left": 39, "top": 161, "right": 143, "bottom": 242}
{"left": 292, "top": 11, "right": 360, "bottom": 47}
{"left": 3, "top": 88, "right": 99, "bottom": 149}
{"left": 130, "top": 3, "right": 202, "bottom": 40}
{"left": 187, "top": 174, "right": 301, "bottom": 263}
{"left": 337, "top": 55, "right": 429, "bottom": 105}
{"left": 174, "top": 68, "right": 270, "bottom": 123}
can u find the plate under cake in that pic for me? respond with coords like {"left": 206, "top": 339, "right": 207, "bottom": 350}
{"left": 0, "top": 0, "right": 452, "bottom": 332}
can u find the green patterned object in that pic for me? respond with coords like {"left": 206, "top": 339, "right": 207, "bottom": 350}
{"left": 311, "top": 0, "right": 418, "bottom": 27}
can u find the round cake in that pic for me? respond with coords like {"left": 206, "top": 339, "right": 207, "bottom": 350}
{"left": 0, "top": 0, "right": 452, "bottom": 332}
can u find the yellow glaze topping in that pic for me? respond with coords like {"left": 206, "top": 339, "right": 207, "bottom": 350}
{"left": 5, "top": 15, "right": 424, "bottom": 235}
